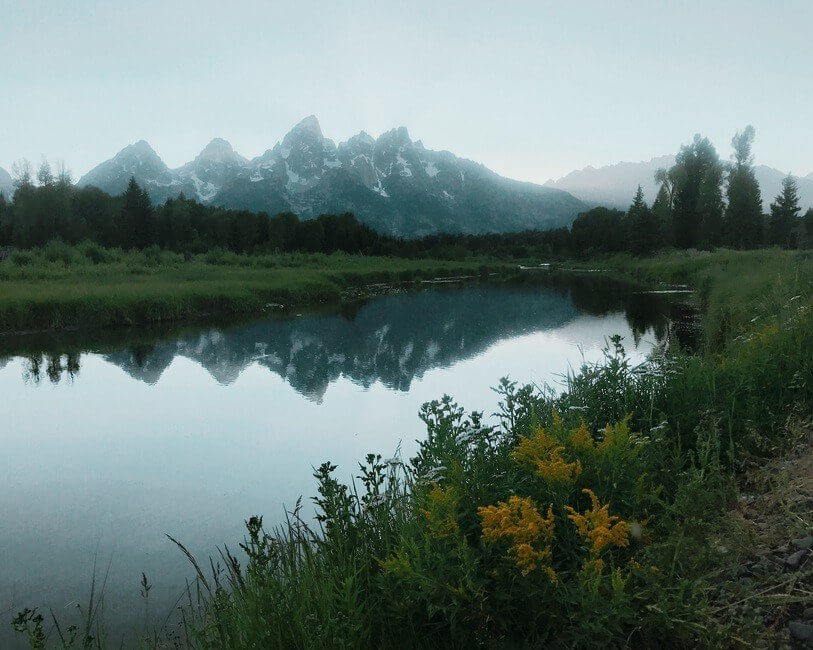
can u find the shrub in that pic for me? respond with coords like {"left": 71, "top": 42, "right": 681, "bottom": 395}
{"left": 42, "top": 239, "right": 77, "bottom": 264}
{"left": 79, "top": 240, "right": 110, "bottom": 264}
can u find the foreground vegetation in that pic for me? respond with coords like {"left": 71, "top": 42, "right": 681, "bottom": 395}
{"left": 12, "top": 249, "right": 810, "bottom": 648}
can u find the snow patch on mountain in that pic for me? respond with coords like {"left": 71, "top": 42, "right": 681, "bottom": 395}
{"left": 423, "top": 161, "right": 439, "bottom": 178}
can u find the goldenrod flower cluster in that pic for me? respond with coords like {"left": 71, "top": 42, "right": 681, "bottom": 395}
{"left": 420, "top": 484, "right": 460, "bottom": 539}
{"left": 513, "top": 428, "right": 582, "bottom": 485}
{"left": 597, "top": 417, "right": 632, "bottom": 451}
{"left": 565, "top": 488, "right": 630, "bottom": 560}
{"left": 478, "top": 496, "right": 557, "bottom": 580}
{"left": 569, "top": 420, "right": 595, "bottom": 451}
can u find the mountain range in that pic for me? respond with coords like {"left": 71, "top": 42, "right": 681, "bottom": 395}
{"left": 546, "top": 156, "right": 813, "bottom": 211}
{"left": 4, "top": 125, "right": 811, "bottom": 235}
{"left": 74, "top": 116, "right": 586, "bottom": 236}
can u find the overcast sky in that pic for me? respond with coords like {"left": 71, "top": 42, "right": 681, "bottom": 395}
{"left": 1, "top": 0, "right": 811, "bottom": 182}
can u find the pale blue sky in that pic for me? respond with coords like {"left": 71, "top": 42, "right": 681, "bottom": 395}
{"left": 1, "top": 0, "right": 811, "bottom": 181}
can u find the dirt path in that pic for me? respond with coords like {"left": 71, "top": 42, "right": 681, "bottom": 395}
{"left": 712, "top": 419, "right": 813, "bottom": 647}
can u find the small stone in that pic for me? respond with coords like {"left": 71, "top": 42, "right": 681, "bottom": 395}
{"left": 784, "top": 549, "right": 807, "bottom": 570}
{"left": 789, "top": 621, "right": 813, "bottom": 641}
{"left": 792, "top": 535, "right": 813, "bottom": 550}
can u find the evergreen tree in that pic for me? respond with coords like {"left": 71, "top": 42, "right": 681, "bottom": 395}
{"left": 803, "top": 208, "right": 813, "bottom": 249}
{"left": 651, "top": 184, "right": 672, "bottom": 247}
{"left": 121, "top": 177, "right": 154, "bottom": 249}
{"left": 724, "top": 126, "right": 763, "bottom": 248}
{"left": 36, "top": 159, "right": 54, "bottom": 187}
{"left": 697, "top": 162, "right": 724, "bottom": 246}
{"left": 769, "top": 175, "right": 801, "bottom": 248}
{"left": 626, "top": 186, "right": 657, "bottom": 255}
{"left": 569, "top": 207, "right": 626, "bottom": 256}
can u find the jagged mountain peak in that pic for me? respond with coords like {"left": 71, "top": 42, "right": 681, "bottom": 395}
{"left": 377, "top": 126, "right": 412, "bottom": 146}
{"left": 119, "top": 139, "right": 162, "bottom": 160}
{"left": 81, "top": 139, "right": 169, "bottom": 178}
{"left": 77, "top": 140, "right": 181, "bottom": 202}
{"left": 343, "top": 131, "right": 375, "bottom": 147}
{"left": 195, "top": 138, "right": 244, "bottom": 164}
{"left": 285, "top": 115, "right": 323, "bottom": 141}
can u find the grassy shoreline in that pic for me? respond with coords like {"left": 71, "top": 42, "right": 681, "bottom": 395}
{"left": 0, "top": 245, "right": 511, "bottom": 334}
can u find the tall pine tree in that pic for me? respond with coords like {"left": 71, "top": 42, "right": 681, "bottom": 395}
{"left": 724, "top": 126, "right": 763, "bottom": 248}
{"left": 803, "top": 208, "right": 813, "bottom": 249}
{"left": 651, "top": 183, "right": 672, "bottom": 247}
{"left": 121, "top": 177, "right": 154, "bottom": 249}
{"left": 626, "top": 185, "right": 658, "bottom": 255}
{"left": 769, "top": 175, "right": 801, "bottom": 248}
{"left": 697, "top": 161, "right": 724, "bottom": 247}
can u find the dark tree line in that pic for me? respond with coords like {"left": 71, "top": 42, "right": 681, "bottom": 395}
{"left": 564, "top": 126, "right": 812, "bottom": 256}
{"left": 0, "top": 173, "right": 385, "bottom": 255}
{"left": 1, "top": 130, "right": 811, "bottom": 260}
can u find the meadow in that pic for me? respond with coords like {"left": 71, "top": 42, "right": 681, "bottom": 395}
{"left": 0, "top": 241, "right": 507, "bottom": 333}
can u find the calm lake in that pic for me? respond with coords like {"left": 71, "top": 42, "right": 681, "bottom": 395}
{"left": 0, "top": 275, "right": 693, "bottom": 645}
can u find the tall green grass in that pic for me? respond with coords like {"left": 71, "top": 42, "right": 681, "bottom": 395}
{"left": 0, "top": 242, "right": 509, "bottom": 333}
{"left": 166, "top": 253, "right": 812, "bottom": 646}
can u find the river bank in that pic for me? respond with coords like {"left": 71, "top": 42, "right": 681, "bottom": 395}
{"left": 0, "top": 245, "right": 511, "bottom": 334}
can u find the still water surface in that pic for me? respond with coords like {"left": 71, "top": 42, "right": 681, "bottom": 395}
{"left": 0, "top": 277, "right": 690, "bottom": 644}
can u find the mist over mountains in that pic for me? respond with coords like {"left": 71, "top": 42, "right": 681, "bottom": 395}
{"left": 73, "top": 116, "right": 586, "bottom": 237}
{"left": 4, "top": 121, "right": 810, "bottom": 239}
{"left": 546, "top": 156, "right": 813, "bottom": 211}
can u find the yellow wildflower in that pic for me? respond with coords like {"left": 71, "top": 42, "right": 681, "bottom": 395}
{"left": 569, "top": 420, "right": 595, "bottom": 451}
{"left": 565, "top": 488, "right": 630, "bottom": 557}
{"left": 420, "top": 484, "right": 459, "bottom": 538}
{"left": 513, "top": 428, "right": 582, "bottom": 485}
{"left": 478, "top": 496, "right": 557, "bottom": 580}
{"left": 597, "top": 416, "right": 631, "bottom": 452}
{"left": 378, "top": 547, "right": 412, "bottom": 577}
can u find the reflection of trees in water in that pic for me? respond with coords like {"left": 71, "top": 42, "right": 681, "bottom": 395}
{"left": 5, "top": 280, "right": 692, "bottom": 397}
{"left": 23, "top": 353, "right": 80, "bottom": 384}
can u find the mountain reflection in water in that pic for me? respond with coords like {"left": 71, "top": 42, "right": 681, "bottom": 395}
{"left": 2, "top": 277, "right": 692, "bottom": 401}
{"left": 4, "top": 278, "right": 692, "bottom": 401}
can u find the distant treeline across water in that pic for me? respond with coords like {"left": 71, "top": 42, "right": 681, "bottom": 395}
{"left": 1, "top": 124, "right": 811, "bottom": 259}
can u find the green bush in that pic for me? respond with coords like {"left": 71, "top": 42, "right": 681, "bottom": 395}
{"left": 41, "top": 239, "right": 78, "bottom": 265}
{"left": 10, "top": 250, "right": 33, "bottom": 266}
